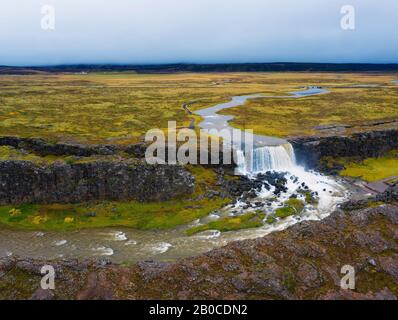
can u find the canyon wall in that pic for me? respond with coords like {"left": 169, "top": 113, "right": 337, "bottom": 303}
{"left": 0, "top": 160, "right": 194, "bottom": 204}
{"left": 289, "top": 129, "right": 398, "bottom": 170}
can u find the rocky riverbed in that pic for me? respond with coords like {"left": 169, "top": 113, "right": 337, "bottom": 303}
{"left": 1, "top": 183, "right": 397, "bottom": 300}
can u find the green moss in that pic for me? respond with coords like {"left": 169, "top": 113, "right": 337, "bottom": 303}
{"left": 275, "top": 206, "right": 295, "bottom": 218}
{"left": 0, "top": 196, "right": 229, "bottom": 231}
{"left": 304, "top": 191, "right": 318, "bottom": 205}
{"left": 265, "top": 215, "right": 277, "bottom": 224}
{"left": 185, "top": 212, "right": 265, "bottom": 236}
{"left": 338, "top": 150, "right": 398, "bottom": 182}
{"left": 275, "top": 198, "right": 305, "bottom": 218}
{"left": 286, "top": 198, "right": 305, "bottom": 211}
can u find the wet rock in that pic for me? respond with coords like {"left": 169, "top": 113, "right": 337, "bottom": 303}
{"left": 96, "top": 259, "right": 112, "bottom": 267}
{"left": 368, "top": 258, "right": 377, "bottom": 267}
{"left": 377, "top": 184, "right": 398, "bottom": 203}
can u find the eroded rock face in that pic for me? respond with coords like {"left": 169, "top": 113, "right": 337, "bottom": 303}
{"left": 1, "top": 202, "right": 397, "bottom": 300}
{"left": 289, "top": 129, "right": 398, "bottom": 170}
{"left": 0, "top": 160, "right": 195, "bottom": 204}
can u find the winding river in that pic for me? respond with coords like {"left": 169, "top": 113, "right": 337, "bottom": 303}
{"left": 194, "top": 86, "right": 328, "bottom": 148}
{"left": 0, "top": 86, "right": 346, "bottom": 263}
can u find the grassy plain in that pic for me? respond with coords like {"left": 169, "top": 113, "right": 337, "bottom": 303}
{"left": 0, "top": 73, "right": 284, "bottom": 144}
{"left": 221, "top": 75, "right": 398, "bottom": 138}
{"left": 1, "top": 72, "right": 397, "bottom": 144}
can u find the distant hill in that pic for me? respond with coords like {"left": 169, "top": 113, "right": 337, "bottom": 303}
{"left": 1, "top": 63, "right": 398, "bottom": 74}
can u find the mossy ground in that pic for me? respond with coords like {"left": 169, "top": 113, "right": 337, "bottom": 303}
{"left": 336, "top": 150, "right": 398, "bottom": 182}
{"left": 219, "top": 75, "right": 398, "bottom": 138}
{"left": 0, "top": 198, "right": 228, "bottom": 232}
{"left": 274, "top": 198, "right": 305, "bottom": 219}
{"left": 185, "top": 212, "right": 265, "bottom": 236}
{"left": 0, "top": 73, "right": 286, "bottom": 144}
{"left": 1, "top": 72, "right": 397, "bottom": 144}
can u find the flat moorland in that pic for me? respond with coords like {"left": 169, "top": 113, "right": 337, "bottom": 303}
{"left": 0, "top": 72, "right": 286, "bottom": 144}
{"left": 1, "top": 72, "right": 397, "bottom": 144}
{"left": 220, "top": 73, "right": 398, "bottom": 138}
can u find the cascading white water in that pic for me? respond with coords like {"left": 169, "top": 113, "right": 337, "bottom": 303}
{"left": 235, "top": 142, "right": 346, "bottom": 215}
{"left": 236, "top": 143, "right": 297, "bottom": 175}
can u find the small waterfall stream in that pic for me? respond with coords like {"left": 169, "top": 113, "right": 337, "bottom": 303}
{"left": 194, "top": 89, "right": 347, "bottom": 240}
{"left": 236, "top": 143, "right": 296, "bottom": 175}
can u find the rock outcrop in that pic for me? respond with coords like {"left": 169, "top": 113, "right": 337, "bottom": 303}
{"left": 0, "top": 136, "right": 119, "bottom": 157}
{"left": 289, "top": 129, "right": 398, "bottom": 170}
{"left": 0, "top": 160, "right": 195, "bottom": 204}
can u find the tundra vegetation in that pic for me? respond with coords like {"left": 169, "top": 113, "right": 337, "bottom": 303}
{"left": 338, "top": 150, "right": 398, "bottom": 182}
{"left": 0, "top": 72, "right": 397, "bottom": 231}
{"left": 1, "top": 72, "right": 397, "bottom": 144}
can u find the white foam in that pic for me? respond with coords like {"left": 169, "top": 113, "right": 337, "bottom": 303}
{"left": 194, "top": 230, "right": 221, "bottom": 239}
{"left": 54, "top": 240, "right": 68, "bottom": 246}
{"left": 113, "top": 231, "right": 128, "bottom": 241}
{"left": 150, "top": 242, "right": 172, "bottom": 254}
{"left": 92, "top": 246, "right": 114, "bottom": 256}
{"left": 124, "top": 239, "right": 137, "bottom": 246}
{"left": 235, "top": 142, "right": 346, "bottom": 217}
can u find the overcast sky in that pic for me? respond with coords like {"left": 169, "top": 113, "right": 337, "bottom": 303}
{"left": 0, "top": 0, "right": 397, "bottom": 66}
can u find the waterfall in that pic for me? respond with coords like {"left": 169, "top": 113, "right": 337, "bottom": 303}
{"left": 236, "top": 143, "right": 297, "bottom": 175}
